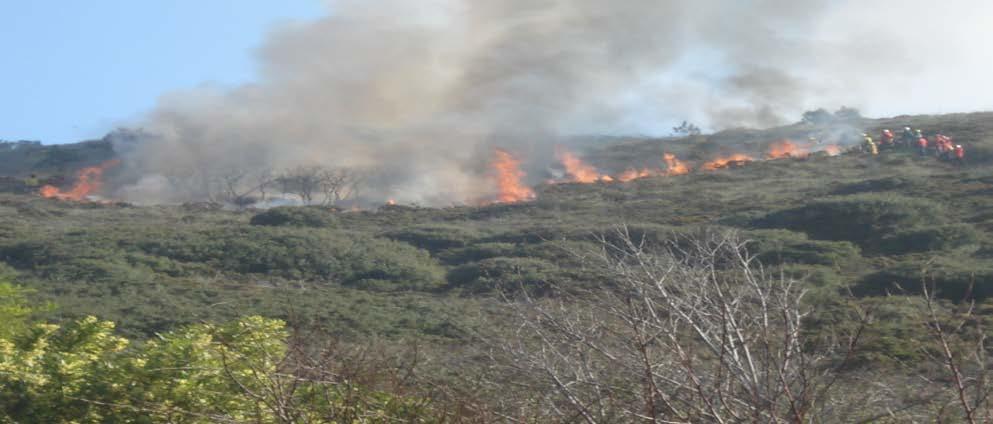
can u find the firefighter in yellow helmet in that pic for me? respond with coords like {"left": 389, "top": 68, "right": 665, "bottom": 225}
{"left": 862, "top": 133, "right": 878, "bottom": 155}
{"left": 24, "top": 174, "right": 40, "bottom": 188}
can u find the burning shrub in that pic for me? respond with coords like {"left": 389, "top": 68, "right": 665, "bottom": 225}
{"left": 249, "top": 206, "right": 338, "bottom": 228}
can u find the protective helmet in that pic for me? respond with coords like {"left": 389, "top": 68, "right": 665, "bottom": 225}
{"left": 862, "top": 133, "right": 868, "bottom": 137}
{"left": 957, "top": 145, "right": 963, "bottom": 148}
{"left": 905, "top": 127, "right": 911, "bottom": 131}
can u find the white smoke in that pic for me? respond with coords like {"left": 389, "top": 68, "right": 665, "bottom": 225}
{"left": 115, "top": 0, "right": 993, "bottom": 205}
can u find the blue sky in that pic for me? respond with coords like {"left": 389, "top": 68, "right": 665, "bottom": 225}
{"left": 0, "top": 1, "right": 326, "bottom": 144}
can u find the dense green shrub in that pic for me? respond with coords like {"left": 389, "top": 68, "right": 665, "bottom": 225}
{"left": 384, "top": 224, "right": 486, "bottom": 252}
{"left": 879, "top": 224, "right": 981, "bottom": 254}
{"left": 777, "top": 264, "right": 845, "bottom": 288}
{"left": 747, "top": 230, "right": 861, "bottom": 266}
{"left": 249, "top": 206, "right": 338, "bottom": 228}
{"left": 0, "top": 312, "right": 431, "bottom": 423}
{"left": 438, "top": 242, "right": 521, "bottom": 265}
{"left": 134, "top": 227, "right": 445, "bottom": 289}
{"left": 830, "top": 176, "right": 923, "bottom": 195}
{"left": 447, "top": 257, "right": 564, "bottom": 294}
{"left": 854, "top": 258, "right": 993, "bottom": 300}
{"left": 754, "top": 194, "right": 947, "bottom": 251}
{"left": 1, "top": 226, "right": 445, "bottom": 291}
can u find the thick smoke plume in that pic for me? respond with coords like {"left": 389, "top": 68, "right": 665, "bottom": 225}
{"left": 115, "top": 0, "right": 993, "bottom": 205}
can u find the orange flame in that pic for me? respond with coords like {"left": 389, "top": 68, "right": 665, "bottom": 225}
{"left": 616, "top": 168, "right": 656, "bottom": 182}
{"left": 556, "top": 148, "right": 610, "bottom": 183}
{"left": 701, "top": 154, "right": 753, "bottom": 171}
{"left": 766, "top": 140, "right": 809, "bottom": 160}
{"left": 39, "top": 159, "right": 121, "bottom": 201}
{"left": 491, "top": 149, "right": 536, "bottom": 203}
{"left": 386, "top": 199, "right": 397, "bottom": 206}
{"left": 663, "top": 153, "right": 690, "bottom": 176}
{"left": 822, "top": 145, "right": 842, "bottom": 156}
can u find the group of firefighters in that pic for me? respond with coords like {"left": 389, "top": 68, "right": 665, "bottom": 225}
{"left": 858, "top": 127, "right": 966, "bottom": 164}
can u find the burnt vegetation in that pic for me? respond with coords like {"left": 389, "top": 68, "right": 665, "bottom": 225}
{"left": 4, "top": 112, "right": 993, "bottom": 421}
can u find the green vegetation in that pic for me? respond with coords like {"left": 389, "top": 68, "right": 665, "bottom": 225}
{"left": 249, "top": 206, "right": 339, "bottom": 228}
{"left": 4, "top": 112, "right": 993, "bottom": 420}
{"left": 0, "top": 280, "right": 429, "bottom": 422}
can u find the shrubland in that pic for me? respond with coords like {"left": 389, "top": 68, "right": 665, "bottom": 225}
{"left": 3, "top": 112, "right": 993, "bottom": 421}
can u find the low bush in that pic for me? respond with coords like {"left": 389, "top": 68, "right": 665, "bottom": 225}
{"left": 384, "top": 224, "right": 486, "bottom": 252}
{"left": 249, "top": 206, "right": 338, "bottom": 228}
{"left": 854, "top": 258, "right": 993, "bottom": 300}
{"left": 748, "top": 229, "right": 862, "bottom": 266}
{"left": 1, "top": 226, "right": 446, "bottom": 291}
{"left": 879, "top": 223, "right": 981, "bottom": 254}
{"left": 754, "top": 194, "right": 947, "bottom": 252}
{"left": 830, "top": 176, "right": 923, "bottom": 196}
{"left": 437, "top": 242, "right": 521, "bottom": 265}
{"left": 447, "top": 257, "right": 565, "bottom": 294}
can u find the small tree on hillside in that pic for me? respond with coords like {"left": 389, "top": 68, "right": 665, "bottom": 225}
{"left": 834, "top": 106, "right": 862, "bottom": 121}
{"left": 801, "top": 108, "right": 834, "bottom": 124}
{"left": 276, "top": 166, "right": 363, "bottom": 206}
{"left": 672, "top": 120, "right": 702, "bottom": 136}
{"left": 277, "top": 166, "right": 324, "bottom": 204}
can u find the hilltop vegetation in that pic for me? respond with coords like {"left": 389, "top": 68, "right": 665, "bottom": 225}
{"left": 4, "top": 112, "right": 993, "bottom": 420}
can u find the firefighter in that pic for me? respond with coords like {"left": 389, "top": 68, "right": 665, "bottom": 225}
{"left": 880, "top": 129, "right": 895, "bottom": 147}
{"left": 24, "top": 174, "right": 39, "bottom": 189}
{"left": 937, "top": 134, "right": 953, "bottom": 159}
{"left": 954, "top": 144, "right": 965, "bottom": 164}
{"left": 917, "top": 134, "right": 929, "bottom": 156}
{"left": 863, "top": 133, "right": 878, "bottom": 155}
{"left": 901, "top": 127, "right": 915, "bottom": 146}
{"left": 943, "top": 137, "right": 956, "bottom": 160}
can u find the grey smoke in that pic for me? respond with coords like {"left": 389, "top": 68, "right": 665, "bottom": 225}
{"left": 115, "top": 0, "right": 993, "bottom": 205}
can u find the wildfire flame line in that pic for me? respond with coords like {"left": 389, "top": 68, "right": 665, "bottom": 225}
{"left": 766, "top": 140, "right": 809, "bottom": 159}
{"left": 663, "top": 153, "right": 690, "bottom": 176}
{"left": 39, "top": 159, "right": 121, "bottom": 201}
{"left": 491, "top": 149, "right": 536, "bottom": 204}
{"left": 556, "top": 148, "right": 612, "bottom": 183}
{"left": 701, "top": 153, "right": 755, "bottom": 171}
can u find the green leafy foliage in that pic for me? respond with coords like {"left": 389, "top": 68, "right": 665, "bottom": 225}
{"left": 0, "top": 315, "right": 431, "bottom": 423}
{"left": 754, "top": 194, "right": 947, "bottom": 252}
{"left": 448, "top": 257, "right": 565, "bottom": 294}
{"left": 384, "top": 224, "right": 488, "bottom": 252}
{"left": 748, "top": 229, "right": 862, "bottom": 266}
{"left": 249, "top": 206, "right": 339, "bottom": 228}
{"left": 1, "top": 226, "right": 444, "bottom": 289}
{"left": 879, "top": 223, "right": 981, "bottom": 254}
{"left": 854, "top": 257, "right": 993, "bottom": 299}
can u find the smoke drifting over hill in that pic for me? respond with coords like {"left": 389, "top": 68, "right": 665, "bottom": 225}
{"left": 115, "top": 0, "right": 993, "bottom": 205}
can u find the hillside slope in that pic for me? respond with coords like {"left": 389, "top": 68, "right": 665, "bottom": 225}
{"left": 1, "top": 112, "right": 992, "bottom": 340}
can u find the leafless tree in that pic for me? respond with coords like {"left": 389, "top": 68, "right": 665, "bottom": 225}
{"left": 256, "top": 168, "right": 275, "bottom": 203}
{"left": 277, "top": 166, "right": 324, "bottom": 204}
{"left": 489, "top": 227, "right": 876, "bottom": 423}
{"left": 915, "top": 279, "right": 993, "bottom": 423}
{"left": 274, "top": 166, "right": 362, "bottom": 206}
{"left": 315, "top": 167, "right": 363, "bottom": 206}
